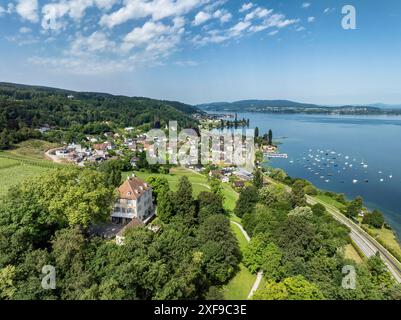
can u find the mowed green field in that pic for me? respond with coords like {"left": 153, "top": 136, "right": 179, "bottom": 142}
{"left": 0, "top": 160, "right": 49, "bottom": 198}
{"left": 0, "top": 140, "right": 62, "bottom": 199}
{"left": 129, "top": 167, "right": 239, "bottom": 212}
{"left": 222, "top": 223, "right": 255, "bottom": 300}
{"left": 131, "top": 167, "right": 211, "bottom": 196}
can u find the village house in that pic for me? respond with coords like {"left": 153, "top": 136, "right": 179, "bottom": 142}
{"left": 209, "top": 170, "right": 223, "bottom": 179}
{"left": 93, "top": 142, "right": 113, "bottom": 151}
{"left": 262, "top": 145, "right": 278, "bottom": 153}
{"left": 233, "top": 180, "right": 245, "bottom": 189}
{"left": 111, "top": 175, "right": 154, "bottom": 225}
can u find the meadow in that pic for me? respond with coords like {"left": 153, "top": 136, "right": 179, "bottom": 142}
{"left": 0, "top": 140, "right": 61, "bottom": 199}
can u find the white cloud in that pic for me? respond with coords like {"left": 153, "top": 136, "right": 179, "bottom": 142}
{"left": 174, "top": 60, "right": 199, "bottom": 66}
{"left": 295, "top": 26, "right": 305, "bottom": 32}
{"left": 249, "top": 13, "right": 299, "bottom": 32}
{"left": 69, "top": 31, "right": 116, "bottom": 55}
{"left": 193, "top": 6, "right": 298, "bottom": 46}
{"left": 0, "top": 6, "right": 5, "bottom": 16}
{"left": 219, "top": 12, "right": 232, "bottom": 23}
{"left": 100, "top": 0, "right": 208, "bottom": 29}
{"left": 16, "top": 0, "right": 39, "bottom": 23}
{"left": 324, "top": 7, "right": 335, "bottom": 14}
{"left": 302, "top": 2, "right": 311, "bottom": 9}
{"left": 229, "top": 21, "right": 251, "bottom": 37}
{"left": 29, "top": 55, "right": 132, "bottom": 75}
{"left": 213, "top": 9, "right": 232, "bottom": 23}
{"left": 19, "top": 27, "right": 32, "bottom": 33}
{"left": 193, "top": 11, "right": 211, "bottom": 26}
{"left": 307, "top": 16, "right": 315, "bottom": 23}
{"left": 122, "top": 17, "right": 185, "bottom": 57}
{"left": 239, "top": 2, "right": 254, "bottom": 13}
{"left": 41, "top": 0, "right": 119, "bottom": 30}
{"left": 244, "top": 7, "right": 272, "bottom": 22}
{"left": 3, "top": 0, "right": 303, "bottom": 74}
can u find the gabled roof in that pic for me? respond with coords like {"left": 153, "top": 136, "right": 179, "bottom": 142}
{"left": 118, "top": 176, "right": 150, "bottom": 200}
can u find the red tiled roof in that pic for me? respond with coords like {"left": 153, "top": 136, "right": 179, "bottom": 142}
{"left": 118, "top": 176, "right": 150, "bottom": 200}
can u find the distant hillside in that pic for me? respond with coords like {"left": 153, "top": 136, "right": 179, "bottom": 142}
{"left": 369, "top": 103, "right": 401, "bottom": 109}
{"left": 197, "top": 99, "right": 401, "bottom": 115}
{"left": 0, "top": 82, "right": 200, "bottom": 115}
{"left": 0, "top": 82, "right": 200, "bottom": 149}
{"left": 197, "top": 99, "right": 322, "bottom": 111}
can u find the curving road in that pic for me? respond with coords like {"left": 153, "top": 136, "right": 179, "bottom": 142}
{"left": 308, "top": 196, "right": 401, "bottom": 283}
{"left": 266, "top": 177, "right": 401, "bottom": 283}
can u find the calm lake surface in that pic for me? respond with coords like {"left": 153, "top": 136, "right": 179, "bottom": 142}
{"left": 228, "top": 112, "right": 401, "bottom": 238}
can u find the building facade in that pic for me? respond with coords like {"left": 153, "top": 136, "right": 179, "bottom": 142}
{"left": 111, "top": 175, "right": 154, "bottom": 224}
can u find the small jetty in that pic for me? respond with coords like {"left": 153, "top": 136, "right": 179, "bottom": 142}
{"left": 264, "top": 153, "right": 288, "bottom": 159}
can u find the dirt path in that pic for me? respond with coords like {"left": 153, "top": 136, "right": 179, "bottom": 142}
{"left": 45, "top": 147, "right": 66, "bottom": 164}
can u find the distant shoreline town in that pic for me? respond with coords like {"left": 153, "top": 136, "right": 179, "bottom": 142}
{"left": 197, "top": 100, "right": 401, "bottom": 116}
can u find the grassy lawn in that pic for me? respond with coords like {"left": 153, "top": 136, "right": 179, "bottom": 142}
{"left": 0, "top": 140, "right": 61, "bottom": 199}
{"left": 362, "top": 225, "right": 401, "bottom": 259}
{"left": 130, "top": 167, "right": 240, "bottom": 212}
{"left": 230, "top": 222, "right": 248, "bottom": 252}
{"left": 221, "top": 221, "right": 256, "bottom": 300}
{"left": 315, "top": 194, "right": 346, "bottom": 210}
{"left": 5, "top": 139, "right": 59, "bottom": 160}
{"left": 222, "top": 263, "right": 255, "bottom": 300}
{"left": 254, "top": 277, "right": 267, "bottom": 298}
{"left": 129, "top": 168, "right": 211, "bottom": 197}
{"left": 344, "top": 244, "right": 364, "bottom": 264}
{"left": 222, "top": 184, "right": 239, "bottom": 212}
{"left": 0, "top": 162, "right": 49, "bottom": 198}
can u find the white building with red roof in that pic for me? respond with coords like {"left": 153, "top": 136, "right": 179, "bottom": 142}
{"left": 111, "top": 174, "right": 154, "bottom": 224}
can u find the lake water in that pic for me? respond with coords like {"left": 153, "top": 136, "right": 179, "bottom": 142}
{"left": 229, "top": 112, "right": 401, "bottom": 238}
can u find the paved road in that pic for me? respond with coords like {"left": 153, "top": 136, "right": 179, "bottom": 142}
{"left": 308, "top": 196, "right": 401, "bottom": 283}
{"left": 266, "top": 177, "right": 401, "bottom": 283}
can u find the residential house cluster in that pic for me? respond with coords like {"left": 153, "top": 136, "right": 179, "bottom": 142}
{"left": 54, "top": 142, "right": 113, "bottom": 166}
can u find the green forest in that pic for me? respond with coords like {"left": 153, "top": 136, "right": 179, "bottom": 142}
{"left": 0, "top": 82, "right": 199, "bottom": 149}
{"left": 0, "top": 168, "right": 239, "bottom": 300}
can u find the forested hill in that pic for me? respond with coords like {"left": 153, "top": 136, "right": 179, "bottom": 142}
{"left": 0, "top": 82, "right": 200, "bottom": 148}
{"left": 198, "top": 99, "right": 321, "bottom": 111}
{"left": 197, "top": 99, "right": 401, "bottom": 115}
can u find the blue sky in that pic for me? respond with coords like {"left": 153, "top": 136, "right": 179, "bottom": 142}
{"left": 1, "top": 0, "right": 401, "bottom": 105}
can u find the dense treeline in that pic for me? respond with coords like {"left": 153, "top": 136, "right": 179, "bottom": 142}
{"left": 235, "top": 178, "right": 401, "bottom": 300}
{"left": 0, "top": 168, "right": 240, "bottom": 300}
{"left": 0, "top": 82, "right": 199, "bottom": 149}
